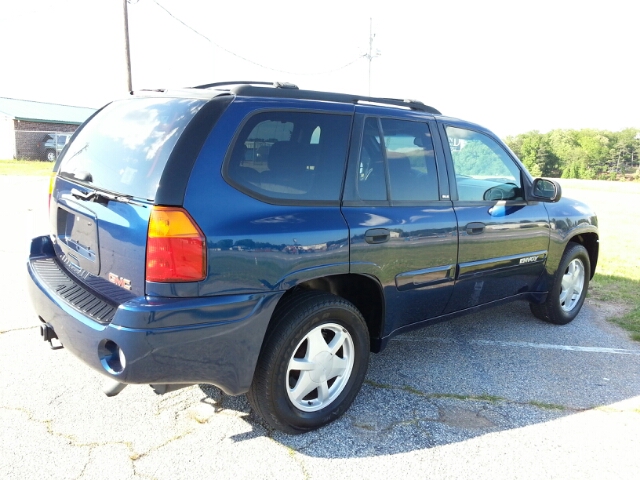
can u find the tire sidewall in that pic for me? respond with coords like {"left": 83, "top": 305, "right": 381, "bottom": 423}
{"left": 549, "top": 244, "right": 590, "bottom": 324}
{"left": 266, "top": 301, "right": 369, "bottom": 432}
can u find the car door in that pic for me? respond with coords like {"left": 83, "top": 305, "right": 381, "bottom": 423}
{"left": 438, "top": 122, "right": 551, "bottom": 312}
{"left": 341, "top": 108, "right": 458, "bottom": 337}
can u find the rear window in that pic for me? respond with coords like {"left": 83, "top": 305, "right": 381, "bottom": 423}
{"left": 224, "top": 111, "right": 351, "bottom": 204}
{"left": 59, "top": 97, "right": 206, "bottom": 200}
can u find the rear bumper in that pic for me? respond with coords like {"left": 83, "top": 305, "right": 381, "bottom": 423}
{"left": 27, "top": 236, "right": 280, "bottom": 395}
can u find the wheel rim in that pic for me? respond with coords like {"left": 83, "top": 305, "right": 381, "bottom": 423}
{"left": 559, "top": 258, "right": 585, "bottom": 312}
{"left": 286, "top": 322, "right": 355, "bottom": 413}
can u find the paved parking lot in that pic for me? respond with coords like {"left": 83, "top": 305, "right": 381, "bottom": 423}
{"left": 1, "top": 176, "right": 640, "bottom": 479}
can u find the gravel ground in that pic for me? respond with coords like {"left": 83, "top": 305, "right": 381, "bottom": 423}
{"left": 1, "top": 175, "right": 639, "bottom": 479}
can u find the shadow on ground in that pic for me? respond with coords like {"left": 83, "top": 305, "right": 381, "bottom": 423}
{"left": 198, "top": 302, "right": 640, "bottom": 458}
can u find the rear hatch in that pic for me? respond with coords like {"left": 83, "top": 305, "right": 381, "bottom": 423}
{"left": 50, "top": 96, "right": 208, "bottom": 300}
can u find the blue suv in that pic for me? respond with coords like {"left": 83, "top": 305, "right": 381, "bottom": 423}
{"left": 27, "top": 81, "right": 599, "bottom": 433}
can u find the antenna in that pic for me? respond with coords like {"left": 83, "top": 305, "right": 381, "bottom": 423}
{"left": 366, "top": 18, "right": 381, "bottom": 96}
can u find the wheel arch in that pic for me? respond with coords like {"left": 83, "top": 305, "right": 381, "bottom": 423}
{"left": 568, "top": 232, "right": 598, "bottom": 279}
{"left": 266, "top": 274, "right": 386, "bottom": 353}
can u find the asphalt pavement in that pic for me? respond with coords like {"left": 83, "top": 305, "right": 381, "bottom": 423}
{"left": 1, "top": 175, "right": 639, "bottom": 479}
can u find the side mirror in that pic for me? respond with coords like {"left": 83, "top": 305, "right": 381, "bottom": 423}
{"left": 531, "top": 178, "right": 562, "bottom": 202}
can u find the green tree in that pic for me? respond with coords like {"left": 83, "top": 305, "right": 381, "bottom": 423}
{"left": 452, "top": 140, "right": 511, "bottom": 177}
{"left": 505, "top": 128, "right": 640, "bottom": 180}
{"left": 505, "top": 131, "right": 558, "bottom": 177}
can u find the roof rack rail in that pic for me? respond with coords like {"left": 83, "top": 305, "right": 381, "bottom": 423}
{"left": 356, "top": 98, "right": 437, "bottom": 113}
{"left": 190, "top": 81, "right": 441, "bottom": 114}
{"left": 228, "top": 84, "right": 441, "bottom": 114}
{"left": 193, "top": 81, "right": 299, "bottom": 90}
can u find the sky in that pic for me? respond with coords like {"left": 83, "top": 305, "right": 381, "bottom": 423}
{"left": 1, "top": 0, "right": 638, "bottom": 138}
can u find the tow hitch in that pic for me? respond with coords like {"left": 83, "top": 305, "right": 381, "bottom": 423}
{"left": 40, "top": 323, "right": 63, "bottom": 350}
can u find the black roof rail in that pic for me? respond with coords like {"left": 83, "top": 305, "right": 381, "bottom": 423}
{"left": 193, "top": 81, "right": 299, "bottom": 90}
{"left": 192, "top": 81, "right": 441, "bottom": 115}
{"left": 229, "top": 85, "right": 441, "bottom": 114}
{"left": 355, "top": 98, "right": 440, "bottom": 114}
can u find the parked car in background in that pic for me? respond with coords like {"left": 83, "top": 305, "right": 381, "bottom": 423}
{"left": 40, "top": 133, "right": 70, "bottom": 161}
{"left": 27, "top": 81, "right": 599, "bottom": 434}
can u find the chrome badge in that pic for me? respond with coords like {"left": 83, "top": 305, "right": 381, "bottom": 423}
{"left": 519, "top": 256, "right": 538, "bottom": 265}
{"left": 108, "top": 273, "right": 132, "bottom": 290}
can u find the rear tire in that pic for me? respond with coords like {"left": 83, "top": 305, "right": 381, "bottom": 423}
{"left": 248, "top": 291, "right": 369, "bottom": 434}
{"left": 45, "top": 149, "right": 56, "bottom": 162}
{"left": 530, "top": 243, "right": 590, "bottom": 325}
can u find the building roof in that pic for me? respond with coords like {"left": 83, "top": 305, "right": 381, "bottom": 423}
{"left": 0, "top": 97, "right": 96, "bottom": 125}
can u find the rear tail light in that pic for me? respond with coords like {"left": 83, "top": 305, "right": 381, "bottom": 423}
{"left": 48, "top": 172, "right": 56, "bottom": 210}
{"left": 146, "top": 207, "right": 206, "bottom": 283}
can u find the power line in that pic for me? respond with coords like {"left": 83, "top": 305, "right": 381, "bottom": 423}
{"left": 148, "top": 0, "right": 365, "bottom": 76}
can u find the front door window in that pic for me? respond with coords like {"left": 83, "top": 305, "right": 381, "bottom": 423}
{"left": 445, "top": 126, "right": 523, "bottom": 202}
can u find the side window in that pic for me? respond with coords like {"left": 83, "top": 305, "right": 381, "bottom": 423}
{"left": 225, "top": 111, "right": 351, "bottom": 203}
{"left": 445, "top": 126, "right": 523, "bottom": 202}
{"left": 310, "top": 126, "right": 320, "bottom": 144}
{"left": 381, "top": 118, "right": 439, "bottom": 202}
{"left": 357, "top": 118, "right": 387, "bottom": 201}
{"left": 356, "top": 117, "right": 439, "bottom": 202}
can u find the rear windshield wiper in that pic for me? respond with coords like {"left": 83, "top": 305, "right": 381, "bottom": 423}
{"left": 70, "top": 188, "right": 148, "bottom": 207}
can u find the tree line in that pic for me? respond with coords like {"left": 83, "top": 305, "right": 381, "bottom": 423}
{"left": 503, "top": 128, "right": 640, "bottom": 180}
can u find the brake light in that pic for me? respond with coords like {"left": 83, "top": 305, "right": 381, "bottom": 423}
{"left": 146, "top": 207, "right": 206, "bottom": 283}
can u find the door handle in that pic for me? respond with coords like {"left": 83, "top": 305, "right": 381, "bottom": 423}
{"left": 466, "top": 222, "right": 485, "bottom": 235}
{"left": 365, "top": 228, "right": 390, "bottom": 244}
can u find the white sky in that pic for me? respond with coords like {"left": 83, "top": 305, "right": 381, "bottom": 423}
{"left": 1, "top": 0, "right": 638, "bottom": 137}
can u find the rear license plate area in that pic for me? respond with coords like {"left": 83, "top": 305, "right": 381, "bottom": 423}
{"left": 56, "top": 205, "right": 100, "bottom": 275}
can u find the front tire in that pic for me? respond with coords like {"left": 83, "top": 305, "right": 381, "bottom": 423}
{"left": 530, "top": 243, "right": 590, "bottom": 325}
{"left": 45, "top": 149, "right": 56, "bottom": 162}
{"left": 248, "top": 291, "right": 369, "bottom": 434}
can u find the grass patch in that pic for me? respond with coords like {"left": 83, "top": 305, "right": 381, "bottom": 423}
{"left": 367, "top": 382, "right": 505, "bottom": 403}
{"left": 426, "top": 392, "right": 503, "bottom": 403}
{"left": 528, "top": 401, "right": 566, "bottom": 411}
{"left": 560, "top": 180, "right": 640, "bottom": 342}
{"left": 589, "top": 275, "right": 640, "bottom": 341}
{"left": 0, "top": 159, "right": 54, "bottom": 176}
{"left": 429, "top": 393, "right": 473, "bottom": 401}
{"left": 401, "top": 385, "right": 426, "bottom": 396}
{"left": 364, "top": 379, "right": 394, "bottom": 390}
{"left": 471, "top": 394, "right": 504, "bottom": 403}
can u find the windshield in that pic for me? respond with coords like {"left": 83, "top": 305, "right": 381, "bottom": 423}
{"left": 59, "top": 97, "right": 206, "bottom": 200}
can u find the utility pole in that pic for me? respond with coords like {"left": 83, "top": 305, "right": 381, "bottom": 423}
{"left": 123, "top": 0, "right": 133, "bottom": 92}
{"left": 366, "top": 18, "right": 381, "bottom": 96}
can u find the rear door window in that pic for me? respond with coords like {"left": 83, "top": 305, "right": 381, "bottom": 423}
{"left": 224, "top": 111, "right": 352, "bottom": 204}
{"left": 356, "top": 117, "right": 439, "bottom": 203}
{"left": 58, "top": 97, "right": 206, "bottom": 200}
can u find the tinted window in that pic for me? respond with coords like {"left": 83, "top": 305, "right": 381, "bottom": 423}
{"left": 226, "top": 111, "right": 351, "bottom": 203}
{"left": 356, "top": 117, "right": 439, "bottom": 202}
{"left": 445, "top": 126, "right": 523, "bottom": 202}
{"left": 381, "top": 118, "right": 438, "bottom": 202}
{"left": 59, "top": 97, "right": 206, "bottom": 200}
{"left": 357, "top": 117, "right": 386, "bottom": 201}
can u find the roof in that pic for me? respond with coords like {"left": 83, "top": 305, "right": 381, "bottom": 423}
{"left": 0, "top": 97, "right": 96, "bottom": 125}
